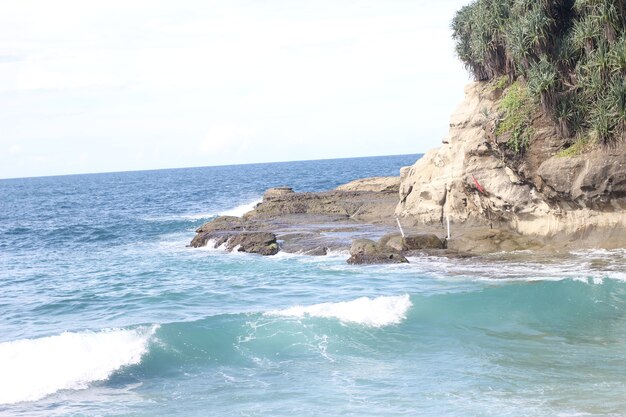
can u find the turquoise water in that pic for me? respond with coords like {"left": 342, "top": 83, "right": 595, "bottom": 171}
{"left": 1, "top": 154, "right": 626, "bottom": 416}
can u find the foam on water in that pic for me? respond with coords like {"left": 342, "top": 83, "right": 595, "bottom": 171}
{"left": 143, "top": 198, "right": 262, "bottom": 222}
{"left": 269, "top": 249, "right": 349, "bottom": 263}
{"left": 0, "top": 326, "right": 157, "bottom": 405}
{"left": 179, "top": 212, "right": 218, "bottom": 220}
{"left": 266, "top": 294, "right": 412, "bottom": 327}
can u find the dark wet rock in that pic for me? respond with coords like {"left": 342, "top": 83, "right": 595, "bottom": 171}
{"left": 347, "top": 238, "right": 408, "bottom": 264}
{"left": 195, "top": 216, "right": 243, "bottom": 234}
{"left": 347, "top": 252, "right": 408, "bottom": 265}
{"left": 402, "top": 234, "right": 445, "bottom": 250}
{"left": 376, "top": 233, "right": 444, "bottom": 253}
{"left": 350, "top": 238, "right": 378, "bottom": 255}
{"left": 225, "top": 232, "right": 279, "bottom": 256}
{"left": 378, "top": 233, "right": 404, "bottom": 252}
{"left": 190, "top": 216, "right": 245, "bottom": 248}
{"left": 302, "top": 246, "right": 328, "bottom": 256}
{"left": 194, "top": 230, "right": 279, "bottom": 255}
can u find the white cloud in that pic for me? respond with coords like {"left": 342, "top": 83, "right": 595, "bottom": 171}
{"left": 199, "top": 125, "right": 257, "bottom": 155}
{"left": 0, "top": 0, "right": 471, "bottom": 178}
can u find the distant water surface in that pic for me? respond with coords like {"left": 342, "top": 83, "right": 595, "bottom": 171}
{"left": 1, "top": 154, "right": 626, "bottom": 417}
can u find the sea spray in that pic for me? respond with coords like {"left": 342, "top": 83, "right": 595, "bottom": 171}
{"left": 0, "top": 326, "right": 157, "bottom": 404}
{"left": 265, "top": 294, "right": 412, "bottom": 327}
{"left": 220, "top": 199, "right": 262, "bottom": 217}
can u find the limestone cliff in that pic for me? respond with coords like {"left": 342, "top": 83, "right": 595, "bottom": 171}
{"left": 396, "top": 82, "right": 626, "bottom": 249}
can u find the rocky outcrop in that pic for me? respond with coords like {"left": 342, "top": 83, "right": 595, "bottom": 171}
{"left": 190, "top": 216, "right": 244, "bottom": 248}
{"left": 396, "top": 82, "right": 626, "bottom": 250}
{"left": 190, "top": 216, "right": 279, "bottom": 255}
{"left": 190, "top": 177, "right": 410, "bottom": 258}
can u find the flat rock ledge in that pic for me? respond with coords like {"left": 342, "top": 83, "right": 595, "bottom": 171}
{"left": 189, "top": 180, "right": 453, "bottom": 262}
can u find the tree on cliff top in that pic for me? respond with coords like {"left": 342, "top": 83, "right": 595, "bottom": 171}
{"left": 452, "top": 0, "right": 625, "bottom": 145}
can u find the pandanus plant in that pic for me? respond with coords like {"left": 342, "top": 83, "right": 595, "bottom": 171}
{"left": 452, "top": 0, "right": 625, "bottom": 145}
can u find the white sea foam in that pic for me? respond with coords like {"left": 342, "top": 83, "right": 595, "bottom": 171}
{"left": 269, "top": 249, "right": 349, "bottom": 262}
{"left": 144, "top": 198, "right": 262, "bottom": 222}
{"left": 265, "top": 294, "right": 412, "bottom": 327}
{"left": 179, "top": 212, "right": 217, "bottom": 220}
{"left": 220, "top": 199, "right": 262, "bottom": 217}
{"left": 0, "top": 326, "right": 157, "bottom": 405}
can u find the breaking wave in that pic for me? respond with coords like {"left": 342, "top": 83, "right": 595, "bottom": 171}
{"left": 219, "top": 199, "right": 262, "bottom": 217}
{"left": 265, "top": 294, "right": 412, "bottom": 327}
{"left": 0, "top": 326, "right": 157, "bottom": 405}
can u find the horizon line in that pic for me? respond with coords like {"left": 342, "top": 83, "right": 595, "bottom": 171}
{"left": 0, "top": 151, "right": 424, "bottom": 182}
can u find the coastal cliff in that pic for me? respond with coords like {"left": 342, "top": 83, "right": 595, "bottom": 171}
{"left": 190, "top": 82, "right": 625, "bottom": 257}
{"left": 396, "top": 81, "right": 626, "bottom": 250}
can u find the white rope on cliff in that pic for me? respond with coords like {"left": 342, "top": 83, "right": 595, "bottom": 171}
{"left": 396, "top": 217, "right": 405, "bottom": 238}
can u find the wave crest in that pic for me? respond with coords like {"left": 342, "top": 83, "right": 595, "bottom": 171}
{"left": 0, "top": 326, "right": 157, "bottom": 405}
{"left": 265, "top": 294, "right": 412, "bottom": 327}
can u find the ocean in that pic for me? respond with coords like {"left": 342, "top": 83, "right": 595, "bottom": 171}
{"left": 1, "top": 154, "right": 626, "bottom": 417}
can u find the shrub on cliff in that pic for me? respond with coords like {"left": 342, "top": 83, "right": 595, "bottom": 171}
{"left": 452, "top": 0, "right": 626, "bottom": 145}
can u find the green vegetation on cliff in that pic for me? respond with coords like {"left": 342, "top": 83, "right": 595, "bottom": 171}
{"left": 452, "top": 0, "right": 626, "bottom": 145}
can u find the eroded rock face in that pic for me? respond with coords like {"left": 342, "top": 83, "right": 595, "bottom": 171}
{"left": 396, "top": 82, "right": 546, "bottom": 229}
{"left": 346, "top": 238, "right": 408, "bottom": 265}
{"left": 536, "top": 151, "right": 626, "bottom": 207}
{"left": 395, "top": 82, "right": 626, "bottom": 246}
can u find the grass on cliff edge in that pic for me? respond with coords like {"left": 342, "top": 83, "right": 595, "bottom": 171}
{"left": 557, "top": 136, "right": 592, "bottom": 158}
{"left": 452, "top": 0, "right": 626, "bottom": 145}
{"left": 495, "top": 81, "right": 534, "bottom": 153}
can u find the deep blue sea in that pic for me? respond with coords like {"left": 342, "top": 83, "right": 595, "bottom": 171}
{"left": 1, "top": 154, "right": 626, "bottom": 417}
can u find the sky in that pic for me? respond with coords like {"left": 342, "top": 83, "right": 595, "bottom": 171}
{"left": 0, "top": 0, "right": 471, "bottom": 179}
